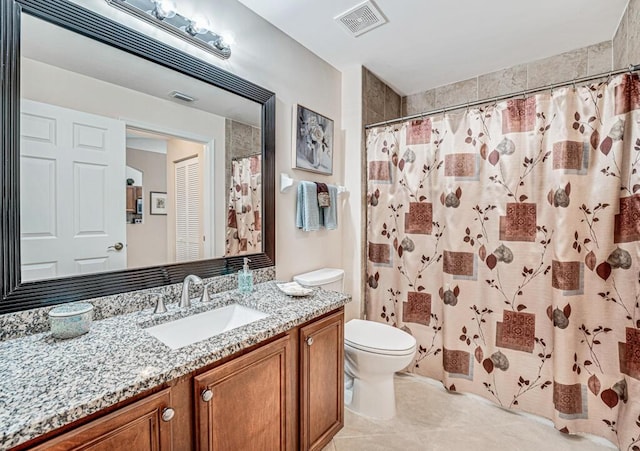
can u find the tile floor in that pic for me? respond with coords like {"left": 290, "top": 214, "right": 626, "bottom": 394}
{"left": 323, "top": 373, "right": 616, "bottom": 451}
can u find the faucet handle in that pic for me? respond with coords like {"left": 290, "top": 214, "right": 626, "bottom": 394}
{"left": 152, "top": 292, "right": 168, "bottom": 314}
{"left": 200, "top": 282, "right": 215, "bottom": 303}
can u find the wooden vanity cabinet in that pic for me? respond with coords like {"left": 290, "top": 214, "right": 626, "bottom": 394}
{"left": 193, "top": 335, "right": 290, "bottom": 451}
{"left": 31, "top": 388, "right": 173, "bottom": 451}
{"left": 19, "top": 308, "right": 345, "bottom": 451}
{"left": 299, "top": 310, "right": 344, "bottom": 451}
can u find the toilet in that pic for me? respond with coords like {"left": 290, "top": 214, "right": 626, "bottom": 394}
{"left": 293, "top": 268, "right": 417, "bottom": 420}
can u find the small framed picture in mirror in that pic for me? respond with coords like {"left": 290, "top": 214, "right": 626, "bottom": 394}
{"left": 150, "top": 191, "right": 167, "bottom": 215}
{"left": 293, "top": 104, "right": 333, "bottom": 175}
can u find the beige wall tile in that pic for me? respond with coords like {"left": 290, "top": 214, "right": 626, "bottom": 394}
{"left": 434, "top": 77, "right": 478, "bottom": 109}
{"left": 478, "top": 64, "right": 527, "bottom": 99}
{"left": 384, "top": 86, "right": 401, "bottom": 121}
{"left": 587, "top": 41, "right": 613, "bottom": 75}
{"left": 364, "top": 107, "right": 385, "bottom": 126}
{"left": 628, "top": 0, "right": 640, "bottom": 67}
{"left": 613, "top": 6, "right": 629, "bottom": 70}
{"left": 251, "top": 126, "right": 261, "bottom": 154}
{"left": 231, "top": 120, "right": 253, "bottom": 152}
{"left": 403, "top": 90, "right": 436, "bottom": 116}
{"left": 527, "top": 48, "right": 587, "bottom": 89}
{"left": 363, "top": 68, "right": 385, "bottom": 116}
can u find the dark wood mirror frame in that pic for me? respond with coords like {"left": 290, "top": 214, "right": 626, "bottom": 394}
{"left": 0, "top": 0, "right": 275, "bottom": 314}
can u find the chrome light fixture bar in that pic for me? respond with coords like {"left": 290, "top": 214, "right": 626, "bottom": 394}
{"left": 106, "top": 0, "right": 231, "bottom": 59}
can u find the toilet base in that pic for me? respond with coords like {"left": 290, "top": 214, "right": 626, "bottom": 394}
{"left": 345, "top": 374, "right": 396, "bottom": 420}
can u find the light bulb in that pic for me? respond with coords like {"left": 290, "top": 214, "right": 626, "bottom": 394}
{"left": 220, "top": 32, "right": 235, "bottom": 46}
{"left": 152, "top": 0, "right": 176, "bottom": 20}
{"left": 217, "top": 32, "right": 234, "bottom": 47}
{"left": 186, "top": 15, "right": 209, "bottom": 35}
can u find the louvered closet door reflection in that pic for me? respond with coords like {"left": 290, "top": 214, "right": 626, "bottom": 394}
{"left": 174, "top": 156, "right": 202, "bottom": 262}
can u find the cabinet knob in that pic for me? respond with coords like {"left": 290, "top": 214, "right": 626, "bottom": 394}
{"left": 161, "top": 407, "right": 175, "bottom": 422}
{"left": 201, "top": 389, "right": 213, "bottom": 402}
{"left": 306, "top": 336, "right": 314, "bottom": 346}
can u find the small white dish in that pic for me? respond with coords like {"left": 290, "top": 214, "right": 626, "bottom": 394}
{"left": 277, "top": 282, "right": 313, "bottom": 297}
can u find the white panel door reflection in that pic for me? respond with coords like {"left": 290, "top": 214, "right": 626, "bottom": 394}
{"left": 20, "top": 100, "right": 126, "bottom": 281}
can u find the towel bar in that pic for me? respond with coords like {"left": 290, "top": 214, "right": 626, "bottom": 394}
{"left": 280, "top": 172, "right": 347, "bottom": 194}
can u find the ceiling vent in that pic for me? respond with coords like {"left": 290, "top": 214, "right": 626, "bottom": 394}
{"left": 334, "top": 0, "right": 387, "bottom": 37}
{"left": 169, "top": 91, "right": 195, "bottom": 102}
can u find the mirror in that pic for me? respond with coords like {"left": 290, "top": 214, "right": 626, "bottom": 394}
{"left": 20, "top": 15, "right": 264, "bottom": 282}
{"left": 0, "top": 0, "right": 275, "bottom": 313}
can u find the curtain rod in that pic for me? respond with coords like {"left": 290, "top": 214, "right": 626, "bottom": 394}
{"left": 365, "top": 63, "right": 640, "bottom": 129}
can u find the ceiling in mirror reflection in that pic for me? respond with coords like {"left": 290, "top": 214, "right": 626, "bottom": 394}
{"left": 21, "top": 14, "right": 261, "bottom": 127}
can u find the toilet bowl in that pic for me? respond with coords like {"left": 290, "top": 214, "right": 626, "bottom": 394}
{"left": 344, "top": 319, "right": 416, "bottom": 419}
{"left": 292, "top": 268, "right": 416, "bottom": 420}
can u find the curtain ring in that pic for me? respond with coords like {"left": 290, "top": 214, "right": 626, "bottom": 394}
{"left": 606, "top": 71, "right": 612, "bottom": 84}
{"left": 572, "top": 79, "right": 577, "bottom": 92}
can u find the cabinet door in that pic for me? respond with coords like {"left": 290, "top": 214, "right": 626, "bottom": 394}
{"left": 300, "top": 310, "right": 344, "bottom": 451}
{"left": 126, "top": 186, "right": 136, "bottom": 212}
{"left": 194, "top": 335, "right": 290, "bottom": 451}
{"left": 32, "top": 388, "right": 173, "bottom": 451}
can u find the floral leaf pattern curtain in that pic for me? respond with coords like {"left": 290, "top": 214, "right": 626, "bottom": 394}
{"left": 366, "top": 74, "right": 640, "bottom": 447}
{"left": 226, "top": 155, "right": 261, "bottom": 256}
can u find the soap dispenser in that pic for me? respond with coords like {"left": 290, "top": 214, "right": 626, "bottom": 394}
{"left": 238, "top": 258, "right": 254, "bottom": 294}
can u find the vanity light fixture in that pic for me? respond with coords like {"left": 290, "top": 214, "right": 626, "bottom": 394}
{"left": 105, "top": 0, "right": 231, "bottom": 59}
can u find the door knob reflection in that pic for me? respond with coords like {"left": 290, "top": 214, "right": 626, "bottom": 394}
{"left": 108, "top": 242, "right": 124, "bottom": 251}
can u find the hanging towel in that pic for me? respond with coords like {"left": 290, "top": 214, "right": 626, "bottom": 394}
{"left": 321, "top": 185, "right": 338, "bottom": 230}
{"left": 316, "top": 182, "right": 331, "bottom": 207}
{"left": 296, "top": 181, "right": 321, "bottom": 231}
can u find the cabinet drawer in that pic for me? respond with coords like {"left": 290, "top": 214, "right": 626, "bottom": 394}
{"left": 31, "top": 388, "right": 173, "bottom": 451}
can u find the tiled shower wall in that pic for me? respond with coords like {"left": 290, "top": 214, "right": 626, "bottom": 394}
{"left": 613, "top": 0, "right": 640, "bottom": 71}
{"left": 401, "top": 39, "right": 614, "bottom": 116}
{"left": 395, "top": 0, "right": 639, "bottom": 117}
{"left": 224, "top": 119, "right": 261, "bottom": 213}
{"left": 362, "top": 67, "right": 402, "bottom": 125}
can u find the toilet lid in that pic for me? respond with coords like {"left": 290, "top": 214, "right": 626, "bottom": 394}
{"left": 344, "top": 319, "right": 416, "bottom": 355}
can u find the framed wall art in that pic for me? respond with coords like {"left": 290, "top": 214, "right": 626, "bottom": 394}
{"left": 150, "top": 191, "right": 167, "bottom": 215}
{"left": 292, "top": 104, "right": 334, "bottom": 175}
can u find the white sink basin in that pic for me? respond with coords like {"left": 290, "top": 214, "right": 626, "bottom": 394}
{"left": 145, "top": 303, "right": 269, "bottom": 350}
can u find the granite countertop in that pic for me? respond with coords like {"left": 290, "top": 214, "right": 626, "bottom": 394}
{"left": 0, "top": 281, "right": 350, "bottom": 450}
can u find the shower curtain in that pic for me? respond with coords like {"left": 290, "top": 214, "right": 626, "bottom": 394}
{"left": 366, "top": 74, "right": 640, "bottom": 447}
{"left": 226, "top": 155, "right": 262, "bottom": 256}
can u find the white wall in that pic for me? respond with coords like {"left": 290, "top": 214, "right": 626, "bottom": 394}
{"left": 67, "top": 0, "right": 350, "bottom": 304}
{"left": 126, "top": 149, "right": 168, "bottom": 268}
{"left": 341, "top": 65, "right": 364, "bottom": 321}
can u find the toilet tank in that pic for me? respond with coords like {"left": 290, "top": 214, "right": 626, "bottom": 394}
{"left": 293, "top": 268, "right": 344, "bottom": 292}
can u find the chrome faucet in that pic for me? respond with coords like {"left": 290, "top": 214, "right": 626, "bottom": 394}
{"left": 180, "top": 275, "right": 203, "bottom": 308}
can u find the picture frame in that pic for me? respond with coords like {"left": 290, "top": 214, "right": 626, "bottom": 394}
{"left": 292, "top": 104, "right": 334, "bottom": 175}
{"left": 150, "top": 191, "right": 167, "bottom": 215}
